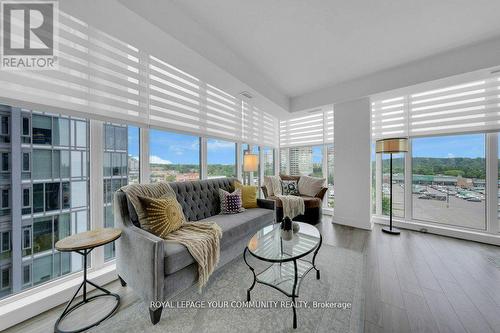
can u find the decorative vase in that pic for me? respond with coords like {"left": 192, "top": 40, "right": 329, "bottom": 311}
{"left": 281, "top": 217, "right": 293, "bottom": 240}
{"left": 281, "top": 216, "right": 292, "bottom": 231}
{"left": 292, "top": 222, "right": 300, "bottom": 233}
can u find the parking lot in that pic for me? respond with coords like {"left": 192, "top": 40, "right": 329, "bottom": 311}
{"left": 385, "top": 184, "right": 486, "bottom": 230}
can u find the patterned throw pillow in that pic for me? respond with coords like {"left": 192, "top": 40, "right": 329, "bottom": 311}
{"left": 219, "top": 188, "right": 245, "bottom": 214}
{"left": 137, "top": 195, "right": 185, "bottom": 238}
{"left": 281, "top": 180, "right": 300, "bottom": 196}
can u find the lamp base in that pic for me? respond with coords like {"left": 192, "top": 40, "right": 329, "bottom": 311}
{"left": 382, "top": 226, "right": 401, "bottom": 235}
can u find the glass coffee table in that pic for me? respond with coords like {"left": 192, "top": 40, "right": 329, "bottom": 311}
{"left": 243, "top": 222, "right": 322, "bottom": 329}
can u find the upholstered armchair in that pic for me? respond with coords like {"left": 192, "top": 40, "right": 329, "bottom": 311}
{"left": 260, "top": 175, "right": 328, "bottom": 225}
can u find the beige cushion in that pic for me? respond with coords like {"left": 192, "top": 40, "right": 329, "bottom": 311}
{"left": 264, "top": 175, "right": 282, "bottom": 196}
{"left": 298, "top": 175, "right": 325, "bottom": 197}
{"left": 137, "top": 195, "right": 186, "bottom": 237}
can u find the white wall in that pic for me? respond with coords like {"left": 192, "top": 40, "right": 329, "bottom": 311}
{"left": 332, "top": 98, "right": 372, "bottom": 230}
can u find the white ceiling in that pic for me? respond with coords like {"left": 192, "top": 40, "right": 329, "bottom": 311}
{"left": 121, "top": 0, "right": 500, "bottom": 109}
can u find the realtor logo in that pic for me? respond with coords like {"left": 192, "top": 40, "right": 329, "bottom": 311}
{"left": 1, "top": 1, "right": 58, "bottom": 69}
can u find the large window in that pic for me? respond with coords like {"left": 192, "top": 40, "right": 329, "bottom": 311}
{"left": 288, "top": 146, "right": 323, "bottom": 177}
{"left": 327, "top": 145, "right": 334, "bottom": 208}
{"left": 207, "top": 139, "right": 236, "bottom": 178}
{"left": 412, "top": 134, "right": 485, "bottom": 230}
{"left": 128, "top": 126, "right": 140, "bottom": 184}
{"left": 263, "top": 147, "right": 275, "bottom": 176}
{"left": 279, "top": 149, "right": 288, "bottom": 175}
{"left": 103, "top": 124, "right": 129, "bottom": 261}
{"left": 21, "top": 111, "right": 89, "bottom": 292}
{"left": 149, "top": 130, "right": 200, "bottom": 183}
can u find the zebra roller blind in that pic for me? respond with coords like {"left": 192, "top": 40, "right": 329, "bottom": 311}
{"left": 279, "top": 105, "right": 334, "bottom": 147}
{"left": 0, "top": 10, "right": 279, "bottom": 147}
{"left": 371, "top": 71, "right": 500, "bottom": 140}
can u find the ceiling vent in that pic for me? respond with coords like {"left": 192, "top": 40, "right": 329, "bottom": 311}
{"left": 239, "top": 91, "right": 254, "bottom": 99}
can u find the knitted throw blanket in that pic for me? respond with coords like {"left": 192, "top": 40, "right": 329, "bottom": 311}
{"left": 276, "top": 194, "right": 305, "bottom": 220}
{"left": 121, "top": 182, "right": 222, "bottom": 289}
{"left": 165, "top": 222, "right": 222, "bottom": 290}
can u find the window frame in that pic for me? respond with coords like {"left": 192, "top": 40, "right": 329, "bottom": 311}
{"left": 1, "top": 231, "right": 10, "bottom": 253}
{"left": 372, "top": 132, "right": 498, "bottom": 235}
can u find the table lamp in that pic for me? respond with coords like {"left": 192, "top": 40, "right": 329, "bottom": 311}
{"left": 376, "top": 137, "right": 408, "bottom": 235}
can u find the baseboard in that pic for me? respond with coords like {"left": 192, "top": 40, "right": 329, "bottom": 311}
{"left": 332, "top": 215, "right": 373, "bottom": 231}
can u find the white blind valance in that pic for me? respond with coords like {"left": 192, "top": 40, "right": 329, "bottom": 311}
{"left": 371, "top": 73, "right": 500, "bottom": 140}
{"left": 279, "top": 106, "right": 334, "bottom": 147}
{"left": 0, "top": 11, "right": 279, "bottom": 147}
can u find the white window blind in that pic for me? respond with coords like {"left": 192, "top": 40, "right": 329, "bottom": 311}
{"left": 371, "top": 72, "right": 500, "bottom": 140}
{"left": 279, "top": 106, "right": 334, "bottom": 147}
{"left": 0, "top": 10, "right": 279, "bottom": 147}
{"left": 0, "top": 11, "right": 147, "bottom": 125}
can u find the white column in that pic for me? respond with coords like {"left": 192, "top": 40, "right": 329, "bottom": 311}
{"left": 332, "top": 98, "right": 372, "bottom": 230}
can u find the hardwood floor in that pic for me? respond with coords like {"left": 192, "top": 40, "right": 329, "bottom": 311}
{"left": 6, "top": 216, "right": 500, "bottom": 333}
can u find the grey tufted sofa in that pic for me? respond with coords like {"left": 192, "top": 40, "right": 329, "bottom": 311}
{"left": 114, "top": 178, "right": 274, "bottom": 324}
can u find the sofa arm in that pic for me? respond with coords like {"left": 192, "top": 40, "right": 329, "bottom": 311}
{"left": 114, "top": 191, "right": 165, "bottom": 303}
{"left": 315, "top": 187, "right": 328, "bottom": 200}
{"left": 257, "top": 198, "right": 275, "bottom": 210}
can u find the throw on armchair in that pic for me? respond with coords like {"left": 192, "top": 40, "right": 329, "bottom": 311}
{"left": 261, "top": 175, "right": 328, "bottom": 225}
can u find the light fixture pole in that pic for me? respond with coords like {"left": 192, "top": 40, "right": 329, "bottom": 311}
{"left": 376, "top": 137, "right": 408, "bottom": 235}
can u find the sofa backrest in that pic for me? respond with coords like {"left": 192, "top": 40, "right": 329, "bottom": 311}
{"left": 120, "top": 178, "right": 237, "bottom": 225}
{"left": 170, "top": 178, "right": 235, "bottom": 221}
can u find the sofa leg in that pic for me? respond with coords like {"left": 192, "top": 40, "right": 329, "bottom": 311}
{"left": 149, "top": 307, "right": 163, "bottom": 325}
{"left": 118, "top": 275, "right": 127, "bottom": 287}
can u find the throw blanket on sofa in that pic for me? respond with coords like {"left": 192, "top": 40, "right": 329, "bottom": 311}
{"left": 121, "top": 182, "right": 222, "bottom": 290}
{"left": 276, "top": 194, "right": 305, "bottom": 220}
{"left": 267, "top": 176, "right": 305, "bottom": 219}
{"left": 165, "top": 222, "right": 222, "bottom": 290}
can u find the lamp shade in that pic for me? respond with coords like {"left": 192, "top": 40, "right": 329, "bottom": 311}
{"left": 243, "top": 153, "right": 258, "bottom": 172}
{"left": 376, "top": 138, "right": 408, "bottom": 153}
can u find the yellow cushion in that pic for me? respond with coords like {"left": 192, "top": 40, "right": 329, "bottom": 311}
{"left": 137, "top": 195, "right": 185, "bottom": 238}
{"left": 234, "top": 181, "right": 258, "bottom": 208}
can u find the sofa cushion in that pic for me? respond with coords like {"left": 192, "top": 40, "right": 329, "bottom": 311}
{"left": 268, "top": 195, "right": 322, "bottom": 208}
{"left": 163, "top": 208, "right": 274, "bottom": 275}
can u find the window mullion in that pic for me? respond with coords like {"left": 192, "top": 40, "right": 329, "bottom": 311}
{"left": 89, "top": 120, "right": 104, "bottom": 268}
{"left": 405, "top": 139, "right": 413, "bottom": 221}
{"left": 139, "top": 128, "right": 150, "bottom": 184}
{"left": 486, "top": 133, "right": 498, "bottom": 233}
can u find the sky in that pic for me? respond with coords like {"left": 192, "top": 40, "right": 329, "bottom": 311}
{"left": 132, "top": 129, "right": 486, "bottom": 166}
{"left": 411, "top": 134, "right": 485, "bottom": 158}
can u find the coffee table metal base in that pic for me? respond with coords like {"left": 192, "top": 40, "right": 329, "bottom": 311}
{"left": 243, "top": 234, "right": 322, "bottom": 329}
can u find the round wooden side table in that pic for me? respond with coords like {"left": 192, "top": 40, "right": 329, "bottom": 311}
{"left": 54, "top": 228, "right": 122, "bottom": 333}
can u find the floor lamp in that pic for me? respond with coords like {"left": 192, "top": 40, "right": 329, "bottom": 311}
{"left": 376, "top": 137, "right": 408, "bottom": 235}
